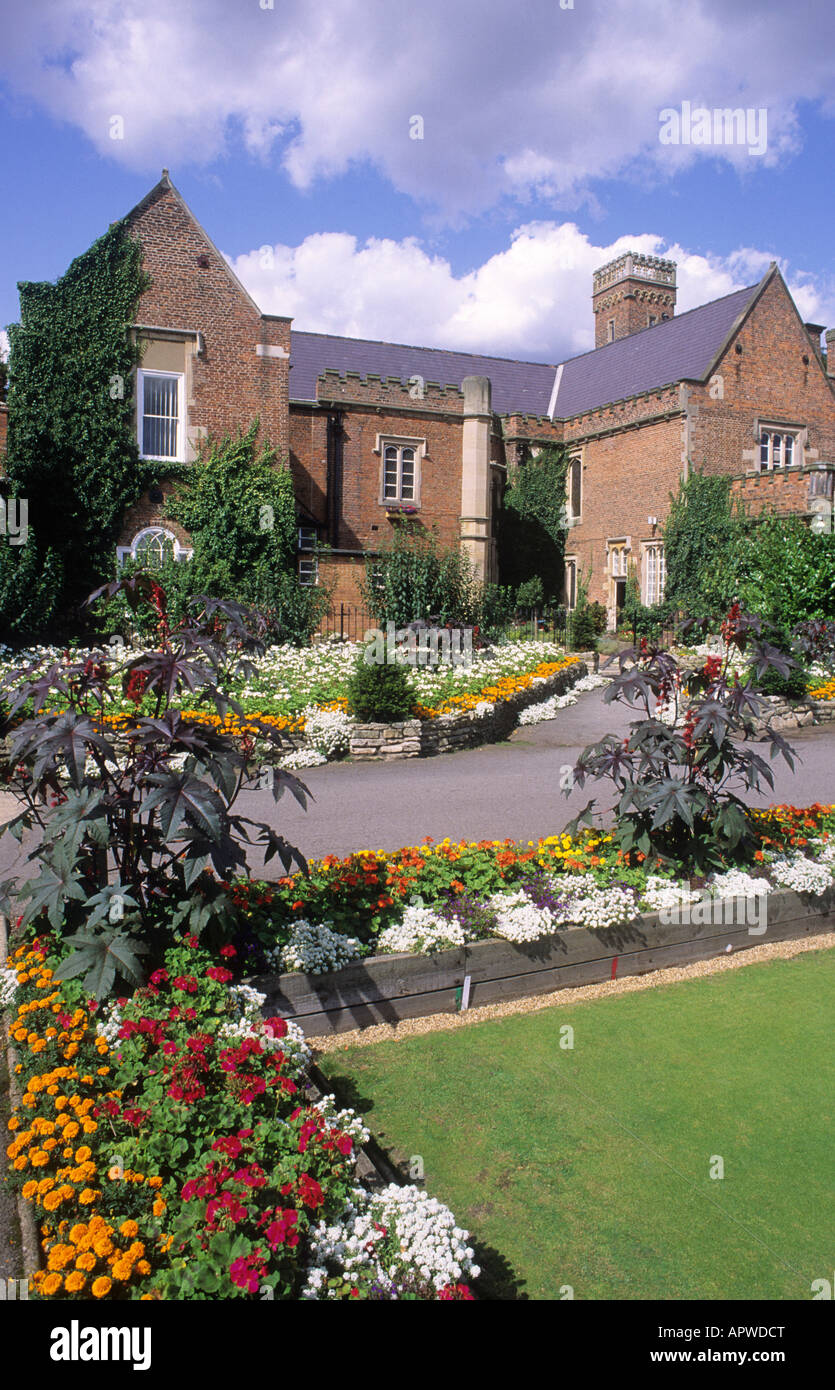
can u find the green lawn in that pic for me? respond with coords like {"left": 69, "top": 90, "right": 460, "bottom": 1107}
{"left": 318, "top": 948, "right": 835, "bottom": 1301}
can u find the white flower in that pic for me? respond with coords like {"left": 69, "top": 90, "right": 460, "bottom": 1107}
{"left": 488, "top": 890, "right": 555, "bottom": 942}
{"left": 377, "top": 905, "right": 468, "bottom": 955}
{"left": 0, "top": 963, "right": 19, "bottom": 1011}
{"left": 278, "top": 919, "right": 363, "bottom": 974}
{"left": 769, "top": 852, "right": 833, "bottom": 896}
{"left": 301, "top": 1183, "right": 479, "bottom": 1299}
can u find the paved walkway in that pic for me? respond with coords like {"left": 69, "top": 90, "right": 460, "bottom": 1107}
{"left": 2, "top": 688, "right": 834, "bottom": 873}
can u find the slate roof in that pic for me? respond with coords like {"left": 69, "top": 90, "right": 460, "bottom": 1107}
{"left": 289, "top": 277, "right": 766, "bottom": 421}
{"left": 289, "top": 331, "right": 557, "bottom": 415}
{"left": 551, "top": 282, "right": 762, "bottom": 419}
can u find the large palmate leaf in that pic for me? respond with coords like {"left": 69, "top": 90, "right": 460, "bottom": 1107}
{"left": 53, "top": 929, "right": 150, "bottom": 999}
{"left": 140, "top": 771, "right": 226, "bottom": 841}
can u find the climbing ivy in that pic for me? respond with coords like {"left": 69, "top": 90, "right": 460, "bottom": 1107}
{"left": 497, "top": 442, "right": 569, "bottom": 597}
{"left": 164, "top": 422, "right": 298, "bottom": 596}
{"left": 1, "top": 219, "right": 149, "bottom": 636}
{"left": 663, "top": 472, "right": 743, "bottom": 620}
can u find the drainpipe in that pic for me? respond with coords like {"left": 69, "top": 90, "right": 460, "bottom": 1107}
{"left": 326, "top": 410, "right": 344, "bottom": 548}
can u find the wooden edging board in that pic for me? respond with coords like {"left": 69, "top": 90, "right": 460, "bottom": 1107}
{"left": 247, "top": 886, "right": 835, "bottom": 1036}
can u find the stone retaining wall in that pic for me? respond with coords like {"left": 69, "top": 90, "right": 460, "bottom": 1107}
{"left": 348, "top": 659, "right": 591, "bottom": 762}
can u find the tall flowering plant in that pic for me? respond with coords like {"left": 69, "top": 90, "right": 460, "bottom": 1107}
{"left": 569, "top": 606, "right": 798, "bottom": 872}
{"left": 0, "top": 575, "right": 309, "bottom": 996}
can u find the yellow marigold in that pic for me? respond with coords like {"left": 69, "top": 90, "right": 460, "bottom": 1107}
{"left": 136, "top": 1260, "right": 151, "bottom": 1276}
{"left": 82, "top": 1121, "right": 97, "bottom": 1135}
{"left": 74, "top": 1146, "right": 92, "bottom": 1163}
{"left": 7, "top": 1117, "right": 20, "bottom": 1132}
{"left": 54, "top": 1097, "right": 69, "bottom": 1111}
{"left": 91, "top": 1276, "right": 112, "bottom": 1298}
{"left": 12, "top": 1156, "right": 28, "bottom": 1171}
{"left": 79, "top": 1188, "right": 99, "bottom": 1205}
{"left": 47, "top": 1244, "right": 75, "bottom": 1271}
{"left": 152, "top": 1198, "right": 166, "bottom": 1218}
{"left": 30, "top": 1149, "right": 49, "bottom": 1167}
{"left": 42, "top": 1190, "right": 64, "bottom": 1212}
{"left": 22, "top": 1180, "right": 38, "bottom": 1200}
{"left": 148, "top": 1176, "right": 163, "bottom": 1190}
{"left": 41, "top": 1272, "right": 63, "bottom": 1296}
{"left": 69, "top": 1223, "right": 87, "bottom": 1244}
{"left": 120, "top": 1220, "right": 139, "bottom": 1238}
{"left": 93, "top": 1236, "right": 114, "bottom": 1258}
{"left": 75, "top": 1250, "right": 96, "bottom": 1271}
{"left": 37, "top": 1177, "right": 55, "bottom": 1195}
{"left": 64, "top": 1271, "right": 86, "bottom": 1293}
{"left": 112, "top": 1258, "right": 133, "bottom": 1282}
{"left": 63, "top": 1122, "right": 80, "bottom": 1140}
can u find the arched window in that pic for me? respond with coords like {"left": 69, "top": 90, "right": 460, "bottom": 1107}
{"left": 567, "top": 457, "right": 582, "bottom": 521}
{"left": 116, "top": 527, "right": 192, "bottom": 569}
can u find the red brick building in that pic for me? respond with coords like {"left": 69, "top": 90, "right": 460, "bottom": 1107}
{"left": 5, "top": 173, "right": 835, "bottom": 625}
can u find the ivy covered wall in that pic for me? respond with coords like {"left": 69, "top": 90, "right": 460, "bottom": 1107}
{"left": 0, "top": 219, "right": 149, "bottom": 636}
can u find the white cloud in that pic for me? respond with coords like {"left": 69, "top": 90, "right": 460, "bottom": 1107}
{"left": 228, "top": 223, "right": 835, "bottom": 363}
{"left": 0, "top": 330, "right": 9, "bottom": 362}
{"left": 0, "top": 1, "right": 833, "bottom": 213}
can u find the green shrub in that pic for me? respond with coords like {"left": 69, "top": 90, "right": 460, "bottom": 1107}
{"left": 587, "top": 601, "right": 608, "bottom": 635}
{"left": 361, "top": 522, "right": 478, "bottom": 629}
{"left": 515, "top": 577, "right": 545, "bottom": 609}
{"left": 347, "top": 656, "right": 417, "bottom": 723}
{"left": 754, "top": 664, "right": 808, "bottom": 701}
{"left": 568, "top": 604, "right": 598, "bottom": 652}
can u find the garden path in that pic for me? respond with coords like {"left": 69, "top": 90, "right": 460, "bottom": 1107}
{"left": 1, "top": 688, "right": 834, "bottom": 876}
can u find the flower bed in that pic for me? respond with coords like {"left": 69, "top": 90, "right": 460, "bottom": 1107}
{"left": 1, "top": 640, "right": 584, "bottom": 772}
{"left": 2, "top": 935, "right": 478, "bottom": 1300}
{"left": 224, "top": 805, "right": 835, "bottom": 976}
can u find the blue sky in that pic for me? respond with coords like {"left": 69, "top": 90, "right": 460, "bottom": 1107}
{"left": 1, "top": 0, "right": 834, "bottom": 364}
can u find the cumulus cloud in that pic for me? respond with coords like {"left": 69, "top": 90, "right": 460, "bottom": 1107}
{"left": 228, "top": 223, "right": 835, "bottom": 363}
{"left": 0, "top": 330, "right": 9, "bottom": 361}
{"left": 1, "top": 0, "right": 833, "bottom": 213}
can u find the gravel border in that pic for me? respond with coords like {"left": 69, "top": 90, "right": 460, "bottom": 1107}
{"left": 311, "top": 930, "right": 835, "bottom": 1053}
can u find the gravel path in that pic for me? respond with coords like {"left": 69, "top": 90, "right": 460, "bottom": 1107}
{"left": 311, "top": 931, "right": 835, "bottom": 1052}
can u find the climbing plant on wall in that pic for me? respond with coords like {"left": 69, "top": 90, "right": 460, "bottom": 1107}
{"left": 0, "top": 219, "right": 149, "bottom": 636}
{"left": 497, "top": 442, "right": 570, "bottom": 598}
{"left": 164, "top": 422, "right": 298, "bottom": 595}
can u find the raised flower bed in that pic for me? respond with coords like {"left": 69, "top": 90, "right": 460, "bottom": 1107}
{"left": 1, "top": 933, "right": 479, "bottom": 1300}
{"left": 225, "top": 805, "right": 835, "bottom": 1032}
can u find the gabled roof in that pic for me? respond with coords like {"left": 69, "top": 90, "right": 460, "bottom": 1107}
{"left": 289, "top": 330, "right": 557, "bottom": 414}
{"left": 550, "top": 280, "right": 764, "bottom": 418}
{"left": 124, "top": 171, "right": 266, "bottom": 320}
{"left": 290, "top": 276, "right": 771, "bottom": 420}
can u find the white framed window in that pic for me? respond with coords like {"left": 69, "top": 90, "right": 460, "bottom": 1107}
{"left": 116, "top": 527, "right": 192, "bottom": 569}
{"left": 299, "top": 555, "right": 319, "bottom": 586}
{"left": 383, "top": 443, "right": 416, "bottom": 502}
{"left": 609, "top": 540, "right": 629, "bottom": 577}
{"left": 564, "top": 557, "right": 577, "bottom": 611}
{"left": 644, "top": 544, "right": 666, "bottom": 606}
{"left": 759, "top": 427, "right": 799, "bottom": 472}
{"left": 137, "top": 369, "right": 185, "bottom": 461}
{"left": 377, "top": 436, "right": 424, "bottom": 505}
{"left": 298, "top": 526, "right": 317, "bottom": 551}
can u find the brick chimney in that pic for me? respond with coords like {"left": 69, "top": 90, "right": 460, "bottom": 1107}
{"left": 592, "top": 252, "right": 677, "bottom": 348}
